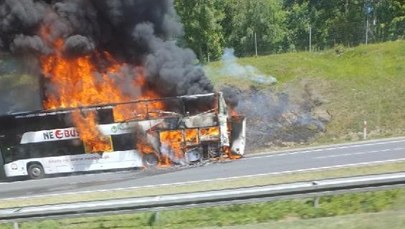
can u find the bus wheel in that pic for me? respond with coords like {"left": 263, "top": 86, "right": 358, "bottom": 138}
{"left": 27, "top": 163, "right": 44, "bottom": 179}
{"left": 143, "top": 153, "right": 159, "bottom": 168}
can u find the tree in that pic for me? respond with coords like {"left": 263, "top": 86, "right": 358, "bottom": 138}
{"left": 174, "top": 0, "right": 404, "bottom": 59}
{"left": 291, "top": 0, "right": 365, "bottom": 49}
{"left": 284, "top": 2, "right": 310, "bottom": 51}
{"left": 373, "top": 0, "right": 405, "bottom": 41}
{"left": 329, "top": 0, "right": 364, "bottom": 46}
{"left": 174, "top": 0, "right": 225, "bottom": 62}
{"left": 222, "top": 0, "right": 287, "bottom": 56}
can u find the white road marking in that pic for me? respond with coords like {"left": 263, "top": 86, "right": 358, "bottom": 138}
{"left": 316, "top": 147, "right": 405, "bottom": 159}
{"left": 2, "top": 157, "right": 405, "bottom": 202}
{"left": 247, "top": 139, "right": 405, "bottom": 160}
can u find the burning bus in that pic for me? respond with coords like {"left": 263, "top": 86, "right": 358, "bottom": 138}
{"left": 0, "top": 1, "right": 246, "bottom": 179}
{"left": 0, "top": 92, "right": 246, "bottom": 179}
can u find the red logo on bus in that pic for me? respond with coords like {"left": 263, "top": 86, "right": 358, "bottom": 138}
{"left": 43, "top": 129, "right": 79, "bottom": 140}
{"left": 55, "top": 129, "right": 79, "bottom": 139}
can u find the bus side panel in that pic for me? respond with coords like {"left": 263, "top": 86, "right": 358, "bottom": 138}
{"left": 4, "top": 150, "right": 144, "bottom": 177}
{"left": 47, "top": 150, "right": 144, "bottom": 174}
{"left": 56, "top": 150, "right": 144, "bottom": 173}
{"left": 4, "top": 160, "right": 29, "bottom": 177}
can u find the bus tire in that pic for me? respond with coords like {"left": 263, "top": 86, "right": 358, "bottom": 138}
{"left": 27, "top": 163, "right": 44, "bottom": 179}
{"left": 142, "top": 153, "right": 159, "bottom": 168}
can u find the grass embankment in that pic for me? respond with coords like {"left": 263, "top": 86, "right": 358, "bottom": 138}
{"left": 1, "top": 188, "right": 404, "bottom": 229}
{"left": 207, "top": 41, "right": 405, "bottom": 143}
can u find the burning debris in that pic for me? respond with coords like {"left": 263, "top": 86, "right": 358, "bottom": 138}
{"left": 0, "top": 0, "right": 245, "bottom": 169}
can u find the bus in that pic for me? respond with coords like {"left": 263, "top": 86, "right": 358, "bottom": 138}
{"left": 0, "top": 92, "right": 246, "bottom": 179}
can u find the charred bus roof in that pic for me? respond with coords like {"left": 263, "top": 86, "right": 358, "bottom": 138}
{"left": 1, "top": 92, "right": 219, "bottom": 120}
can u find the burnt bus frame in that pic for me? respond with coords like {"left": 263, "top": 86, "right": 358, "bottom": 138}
{"left": 0, "top": 93, "right": 228, "bottom": 167}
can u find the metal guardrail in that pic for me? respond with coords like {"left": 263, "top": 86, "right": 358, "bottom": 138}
{"left": 1, "top": 172, "right": 405, "bottom": 223}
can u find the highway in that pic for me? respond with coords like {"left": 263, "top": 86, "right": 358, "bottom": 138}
{"left": 0, "top": 137, "right": 404, "bottom": 199}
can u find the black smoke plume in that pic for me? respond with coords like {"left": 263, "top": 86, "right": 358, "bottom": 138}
{"left": 0, "top": 0, "right": 213, "bottom": 113}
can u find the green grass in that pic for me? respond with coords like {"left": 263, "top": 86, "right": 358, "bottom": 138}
{"left": 1, "top": 160, "right": 404, "bottom": 209}
{"left": 215, "top": 211, "right": 405, "bottom": 229}
{"left": 211, "top": 41, "right": 405, "bottom": 83}
{"left": 206, "top": 40, "right": 405, "bottom": 143}
{"left": 1, "top": 188, "right": 404, "bottom": 229}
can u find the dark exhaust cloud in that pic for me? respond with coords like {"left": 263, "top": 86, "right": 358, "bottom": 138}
{"left": 0, "top": 0, "right": 213, "bottom": 113}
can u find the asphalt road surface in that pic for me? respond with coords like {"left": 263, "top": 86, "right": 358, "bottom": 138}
{"left": 0, "top": 137, "right": 404, "bottom": 199}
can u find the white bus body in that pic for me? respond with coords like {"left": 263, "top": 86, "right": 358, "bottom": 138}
{"left": 4, "top": 150, "right": 143, "bottom": 177}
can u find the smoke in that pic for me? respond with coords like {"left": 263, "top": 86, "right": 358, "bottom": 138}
{"left": 63, "top": 35, "right": 95, "bottom": 57}
{"left": 222, "top": 81, "right": 331, "bottom": 150}
{"left": 216, "top": 48, "right": 277, "bottom": 85}
{"left": 10, "top": 35, "right": 49, "bottom": 55}
{"left": 0, "top": 0, "right": 213, "bottom": 113}
{"left": 0, "top": 0, "right": 330, "bottom": 150}
{"left": 211, "top": 48, "right": 276, "bottom": 110}
{"left": 206, "top": 48, "right": 329, "bottom": 149}
{"left": 221, "top": 85, "right": 241, "bottom": 109}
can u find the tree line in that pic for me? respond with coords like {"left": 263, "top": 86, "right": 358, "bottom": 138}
{"left": 174, "top": 0, "right": 405, "bottom": 61}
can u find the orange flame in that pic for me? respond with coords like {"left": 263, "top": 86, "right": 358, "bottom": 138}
{"left": 72, "top": 111, "right": 112, "bottom": 153}
{"left": 38, "top": 27, "right": 229, "bottom": 163}
{"left": 160, "top": 130, "right": 183, "bottom": 159}
{"left": 185, "top": 129, "right": 199, "bottom": 145}
{"left": 39, "top": 26, "right": 162, "bottom": 153}
{"left": 200, "top": 127, "right": 220, "bottom": 141}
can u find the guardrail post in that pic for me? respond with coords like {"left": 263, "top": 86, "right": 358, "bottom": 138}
{"left": 148, "top": 211, "right": 160, "bottom": 226}
{"left": 363, "top": 120, "right": 367, "bottom": 140}
{"left": 313, "top": 196, "right": 320, "bottom": 208}
{"left": 312, "top": 181, "right": 320, "bottom": 208}
{"left": 13, "top": 222, "right": 19, "bottom": 229}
